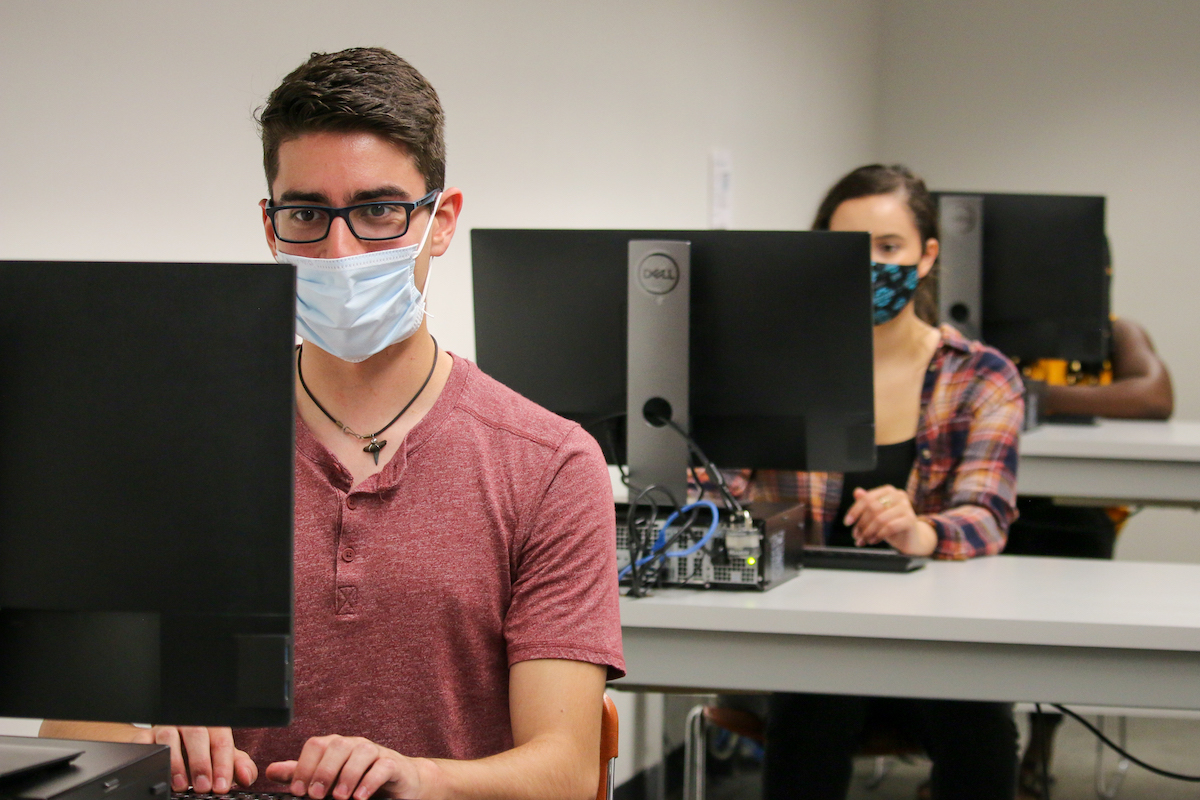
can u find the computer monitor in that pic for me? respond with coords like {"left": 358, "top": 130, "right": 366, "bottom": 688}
{"left": 471, "top": 229, "right": 876, "bottom": 477}
{"left": 0, "top": 261, "right": 296, "bottom": 728}
{"left": 936, "top": 192, "right": 1109, "bottom": 365}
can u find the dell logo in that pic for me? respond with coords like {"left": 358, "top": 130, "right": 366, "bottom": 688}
{"left": 637, "top": 253, "right": 680, "bottom": 295}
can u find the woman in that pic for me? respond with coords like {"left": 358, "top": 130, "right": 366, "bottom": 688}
{"left": 751, "top": 164, "right": 1025, "bottom": 800}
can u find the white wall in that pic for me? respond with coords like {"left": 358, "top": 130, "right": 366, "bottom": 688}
{"left": 878, "top": 0, "right": 1200, "bottom": 562}
{"left": 0, "top": 0, "right": 884, "bottom": 754}
{"left": 0, "top": 0, "right": 881, "bottom": 360}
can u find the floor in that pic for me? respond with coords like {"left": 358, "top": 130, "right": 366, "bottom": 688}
{"left": 690, "top": 713, "right": 1200, "bottom": 800}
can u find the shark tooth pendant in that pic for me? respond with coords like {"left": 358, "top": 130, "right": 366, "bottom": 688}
{"left": 363, "top": 438, "right": 387, "bottom": 465}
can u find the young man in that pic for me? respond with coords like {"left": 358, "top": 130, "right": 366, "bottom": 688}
{"left": 42, "top": 47, "right": 624, "bottom": 800}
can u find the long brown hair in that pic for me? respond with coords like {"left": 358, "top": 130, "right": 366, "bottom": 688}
{"left": 813, "top": 164, "right": 939, "bottom": 325}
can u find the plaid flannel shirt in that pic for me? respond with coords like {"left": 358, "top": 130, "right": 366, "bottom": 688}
{"left": 730, "top": 325, "right": 1024, "bottom": 560}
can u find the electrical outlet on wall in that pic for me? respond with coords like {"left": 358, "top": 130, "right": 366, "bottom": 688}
{"left": 710, "top": 148, "right": 733, "bottom": 229}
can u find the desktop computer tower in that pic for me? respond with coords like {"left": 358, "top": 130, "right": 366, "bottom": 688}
{"left": 617, "top": 501, "right": 806, "bottom": 591}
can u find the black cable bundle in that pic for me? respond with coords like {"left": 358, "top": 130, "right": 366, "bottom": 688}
{"left": 624, "top": 484, "right": 674, "bottom": 598}
{"left": 611, "top": 411, "right": 745, "bottom": 595}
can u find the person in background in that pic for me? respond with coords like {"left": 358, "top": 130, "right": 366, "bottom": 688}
{"left": 742, "top": 164, "right": 1025, "bottom": 800}
{"left": 1006, "top": 316, "right": 1173, "bottom": 800}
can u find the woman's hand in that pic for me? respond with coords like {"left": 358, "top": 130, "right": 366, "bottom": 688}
{"left": 843, "top": 485, "right": 937, "bottom": 556}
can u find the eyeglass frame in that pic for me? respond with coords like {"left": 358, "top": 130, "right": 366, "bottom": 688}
{"left": 264, "top": 189, "right": 442, "bottom": 244}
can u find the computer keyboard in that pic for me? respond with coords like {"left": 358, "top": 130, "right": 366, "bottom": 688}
{"left": 173, "top": 792, "right": 298, "bottom": 800}
{"left": 801, "top": 545, "right": 928, "bottom": 573}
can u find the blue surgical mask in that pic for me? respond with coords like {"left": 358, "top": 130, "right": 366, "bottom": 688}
{"left": 871, "top": 261, "right": 920, "bottom": 325}
{"left": 276, "top": 194, "right": 442, "bottom": 362}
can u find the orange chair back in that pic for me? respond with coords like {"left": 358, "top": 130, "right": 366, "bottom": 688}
{"left": 597, "top": 693, "right": 619, "bottom": 800}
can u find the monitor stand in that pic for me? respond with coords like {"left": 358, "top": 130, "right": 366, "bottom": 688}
{"left": 626, "top": 239, "right": 691, "bottom": 505}
{"left": 938, "top": 193, "right": 984, "bottom": 340}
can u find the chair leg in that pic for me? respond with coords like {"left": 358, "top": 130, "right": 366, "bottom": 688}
{"left": 1094, "top": 715, "right": 1130, "bottom": 800}
{"left": 863, "top": 756, "right": 894, "bottom": 790}
{"left": 683, "top": 705, "right": 707, "bottom": 800}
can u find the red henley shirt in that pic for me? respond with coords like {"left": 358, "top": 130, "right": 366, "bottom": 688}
{"left": 236, "top": 355, "right": 624, "bottom": 775}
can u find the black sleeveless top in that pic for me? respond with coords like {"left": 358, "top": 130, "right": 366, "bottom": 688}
{"left": 826, "top": 438, "right": 917, "bottom": 547}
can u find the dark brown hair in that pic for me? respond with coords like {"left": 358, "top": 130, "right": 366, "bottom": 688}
{"left": 258, "top": 47, "right": 445, "bottom": 196}
{"left": 812, "top": 164, "right": 940, "bottom": 324}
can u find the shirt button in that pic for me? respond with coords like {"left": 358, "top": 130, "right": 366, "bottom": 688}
{"left": 341, "top": 547, "right": 356, "bottom": 562}
{"left": 921, "top": 448, "right": 932, "bottom": 461}
{"left": 346, "top": 495, "right": 359, "bottom": 510}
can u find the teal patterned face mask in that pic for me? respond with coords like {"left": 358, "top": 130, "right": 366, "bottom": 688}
{"left": 871, "top": 261, "right": 920, "bottom": 325}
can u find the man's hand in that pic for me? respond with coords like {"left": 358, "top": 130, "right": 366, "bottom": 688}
{"left": 265, "top": 737, "right": 430, "bottom": 800}
{"left": 39, "top": 721, "right": 257, "bottom": 794}
{"left": 131, "top": 726, "right": 257, "bottom": 793}
{"left": 844, "top": 485, "right": 937, "bottom": 556}
{"left": 265, "top": 659, "right": 606, "bottom": 800}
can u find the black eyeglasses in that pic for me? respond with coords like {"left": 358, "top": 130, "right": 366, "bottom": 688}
{"left": 265, "top": 189, "right": 440, "bottom": 244}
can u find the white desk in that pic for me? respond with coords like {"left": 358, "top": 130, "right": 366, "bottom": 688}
{"left": 1018, "top": 419, "right": 1200, "bottom": 507}
{"left": 618, "top": 555, "right": 1200, "bottom": 710}
{"left": 610, "top": 420, "right": 1200, "bottom": 507}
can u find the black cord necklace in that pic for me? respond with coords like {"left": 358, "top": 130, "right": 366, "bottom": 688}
{"left": 297, "top": 338, "right": 439, "bottom": 465}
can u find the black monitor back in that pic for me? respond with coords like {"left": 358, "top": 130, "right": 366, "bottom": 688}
{"left": 0, "top": 261, "right": 295, "bottom": 726}
{"left": 943, "top": 192, "right": 1109, "bottom": 364}
{"left": 471, "top": 229, "right": 875, "bottom": 472}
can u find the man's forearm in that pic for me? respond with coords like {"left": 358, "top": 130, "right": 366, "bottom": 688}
{"left": 1044, "top": 379, "right": 1172, "bottom": 420}
{"left": 418, "top": 732, "right": 597, "bottom": 800}
{"left": 40, "top": 720, "right": 143, "bottom": 742}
